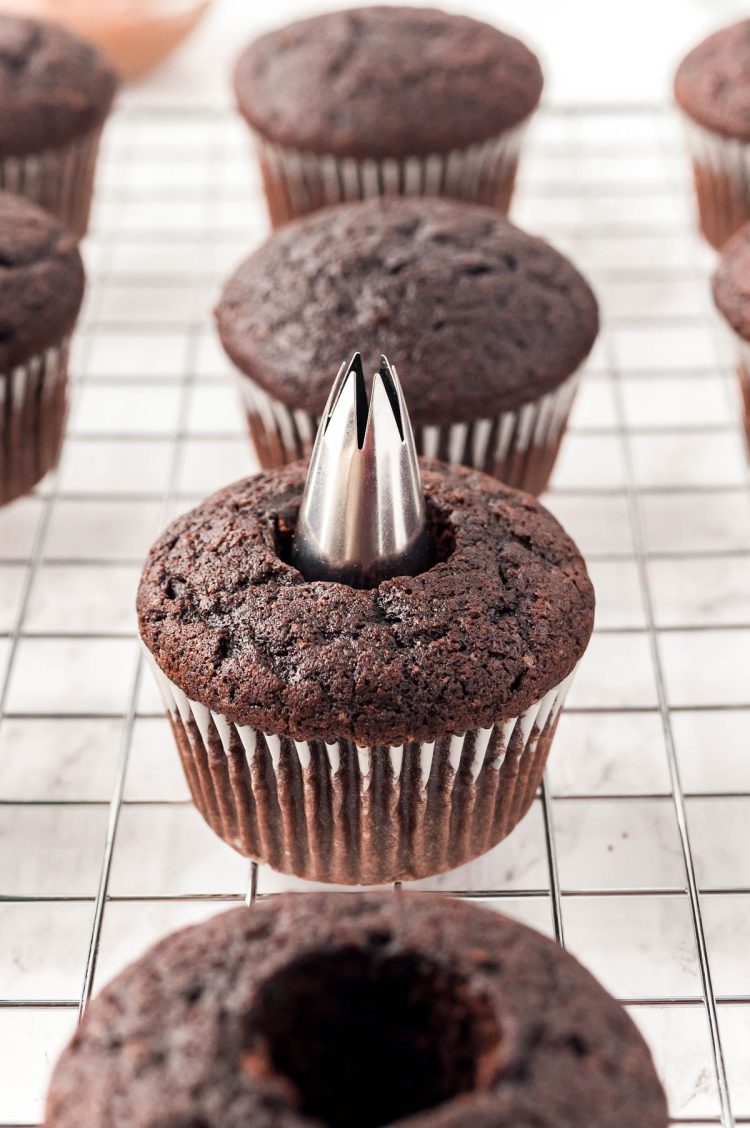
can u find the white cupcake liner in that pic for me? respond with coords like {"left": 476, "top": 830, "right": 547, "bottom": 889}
{"left": 0, "top": 341, "right": 70, "bottom": 507}
{"left": 147, "top": 651, "right": 577, "bottom": 885}
{"left": 681, "top": 114, "right": 750, "bottom": 249}
{"left": 0, "top": 126, "right": 104, "bottom": 238}
{"left": 252, "top": 119, "right": 530, "bottom": 227}
{"left": 238, "top": 367, "right": 580, "bottom": 495}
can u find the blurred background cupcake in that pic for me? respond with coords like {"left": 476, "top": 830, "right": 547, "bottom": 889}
{"left": 676, "top": 19, "right": 750, "bottom": 250}
{"left": 712, "top": 221, "right": 750, "bottom": 456}
{"left": 233, "top": 5, "right": 543, "bottom": 227}
{"left": 216, "top": 197, "right": 598, "bottom": 495}
{"left": 0, "top": 192, "right": 84, "bottom": 506}
{"left": 0, "top": 12, "right": 117, "bottom": 237}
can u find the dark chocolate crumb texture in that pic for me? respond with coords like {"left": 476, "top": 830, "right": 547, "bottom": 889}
{"left": 216, "top": 197, "right": 599, "bottom": 424}
{"left": 138, "top": 460, "right": 594, "bottom": 746}
{"left": 0, "top": 191, "right": 84, "bottom": 370}
{"left": 44, "top": 895, "right": 669, "bottom": 1128}
{"left": 0, "top": 14, "right": 117, "bottom": 157}
{"left": 234, "top": 6, "right": 543, "bottom": 160}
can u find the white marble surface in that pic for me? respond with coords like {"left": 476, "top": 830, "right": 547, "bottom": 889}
{"left": 0, "top": 719, "right": 121, "bottom": 801}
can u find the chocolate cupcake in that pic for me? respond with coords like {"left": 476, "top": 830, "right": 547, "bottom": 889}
{"left": 137, "top": 455, "right": 594, "bottom": 884}
{"left": 675, "top": 20, "right": 750, "bottom": 249}
{"left": 712, "top": 221, "right": 750, "bottom": 454}
{"left": 0, "top": 14, "right": 117, "bottom": 237}
{"left": 216, "top": 198, "right": 598, "bottom": 495}
{"left": 45, "top": 894, "right": 669, "bottom": 1128}
{"left": 0, "top": 192, "right": 84, "bottom": 507}
{"left": 234, "top": 6, "right": 543, "bottom": 227}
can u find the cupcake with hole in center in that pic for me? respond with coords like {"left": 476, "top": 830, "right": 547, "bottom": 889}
{"left": 234, "top": 6, "right": 543, "bottom": 227}
{"left": 44, "top": 895, "right": 669, "bottom": 1128}
{"left": 216, "top": 197, "right": 598, "bottom": 495}
{"left": 138, "top": 372, "right": 595, "bottom": 885}
{"left": 0, "top": 192, "right": 84, "bottom": 507}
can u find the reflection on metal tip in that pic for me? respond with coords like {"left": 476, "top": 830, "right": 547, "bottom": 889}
{"left": 292, "top": 355, "right": 430, "bottom": 587}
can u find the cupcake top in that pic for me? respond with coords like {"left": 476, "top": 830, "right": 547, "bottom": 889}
{"left": 712, "top": 221, "right": 750, "bottom": 337}
{"left": 675, "top": 19, "right": 750, "bottom": 140}
{"left": 45, "top": 894, "right": 668, "bottom": 1128}
{"left": 234, "top": 6, "right": 543, "bottom": 159}
{"left": 216, "top": 198, "right": 599, "bottom": 424}
{"left": 0, "top": 192, "right": 84, "bottom": 370}
{"left": 0, "top": 14, "right": 117, "bottom": 158}
{"left": 137, "top": 460, "right": 594, "bottom": 745}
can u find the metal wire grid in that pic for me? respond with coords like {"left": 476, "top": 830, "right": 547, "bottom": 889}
{"left": 0, "top": 104, "right": 748, "bottom": 1125}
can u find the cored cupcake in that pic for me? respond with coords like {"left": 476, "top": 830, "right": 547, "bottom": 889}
{"left": 234, "top": 6, "right": 543, "bottom": 227}
{"left": 712, "top": 221, "right": 750, "bottom": 454}
{"left": 216, "top": 198, "right": 598, "bottom": 495}
{"left": 0, "top": 13, "right": 117, "bottom": 237}
{"left": 137, "top": 458, "right": 594, "bottom": 884}
{"left": 0, "top": 192, "right": 84, "bottom": 506}
{"left": 675, "top": 19, "right": 750, "bottom": 249}
{"left": 45, "top": 894, "right": 669, "bottom": 1128}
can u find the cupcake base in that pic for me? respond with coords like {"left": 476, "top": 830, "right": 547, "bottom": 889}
{"left": 0, "top": 342, "right": 70, "bottom": 507}
{"left": 253, "top": 121, "right": 528, "bottom": 228}
{"left": 239, "top": 369, "right": 580, "bottom": 495}
{"left": 682, "top": 116, "right": 750, "bottom": 250}
{"left": 148, "top": 654, "right": 576, "bottom": 885}
{"left": 0, "top": 127, "right": 103, "bottom": 239}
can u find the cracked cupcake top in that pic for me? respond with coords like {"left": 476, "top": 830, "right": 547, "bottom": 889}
{"left": 0, "top": 192, "right": 84, "bottom": 369}
{"left": 137, "top": 460, "right": 594, "bottom": 744}
{"left": 0, "top": 14, "right": 117, "bottom": 157}
{"left": 216, "top": 197, "right": 599, "bottom": 425}
{"left": 234, "top": 6, "right": 543, "bottom": 159}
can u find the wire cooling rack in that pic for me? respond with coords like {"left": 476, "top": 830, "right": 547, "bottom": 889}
{"left": 0, "top": 103, "right": 748, "bottom": 1126}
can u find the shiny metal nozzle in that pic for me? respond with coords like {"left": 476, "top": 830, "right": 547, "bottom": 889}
{"left": 292, "top": 353, "right": 430, "bottom": 588}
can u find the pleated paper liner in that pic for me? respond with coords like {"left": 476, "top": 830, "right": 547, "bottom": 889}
{"left": 0, "top": 341, "right": 70, "bottom": 507}
{"left": 148, "top": 652, "right": 577, "bottom": 885}
{"left": 0, "top": 127, "right": 103, "bottom": 239}
{"left": 238, "top": 368, "right": 580, "bottom": 496}
{"left": 682, "top": 115, "right": 750, "bottom": 250}
{"left": 252, "top": 119, "right": 530, "bottom": 228}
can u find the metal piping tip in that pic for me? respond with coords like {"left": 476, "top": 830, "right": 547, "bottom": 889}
{"left": 292, "top": 353, "right": 430, "bottom": 587}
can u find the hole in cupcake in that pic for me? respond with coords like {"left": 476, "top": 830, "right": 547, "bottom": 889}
{"left": 273, "top": 500, "right": 455, "bottom": 584}
{"left": 241, "top": 946, "right": 499, "bottom": 1127}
